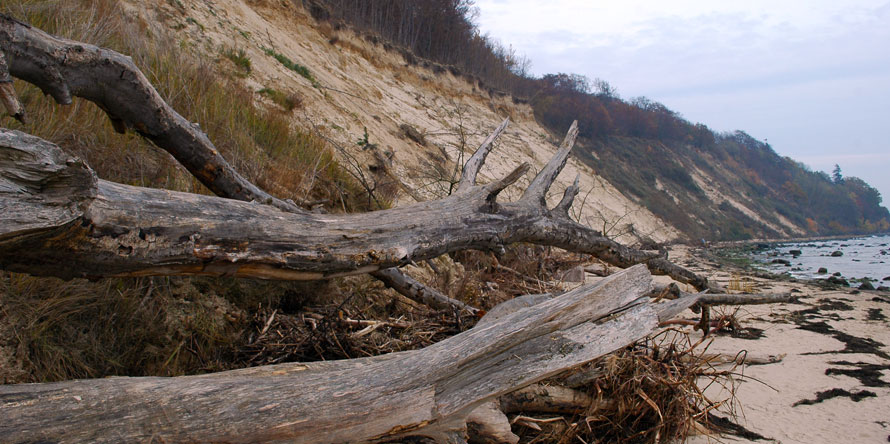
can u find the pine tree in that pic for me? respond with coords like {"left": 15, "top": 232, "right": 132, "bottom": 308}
{"left": 832, "top": 164, "right": 843, "bottom": 184}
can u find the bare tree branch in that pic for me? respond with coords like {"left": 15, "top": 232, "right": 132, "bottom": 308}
{"left": 0, "top": 50, "right": 24, "bottom": 123}
{"left": 521, "top": 120, "right": 578, "bottom": 206}
{"left": 0, "top": 13, "right": 301, "bottom": 212}
{"left": 371, "top": 267, "right": 478, "bottom": 314}
{"left": 455, "top": 117, "right": 510, "bottom": 193}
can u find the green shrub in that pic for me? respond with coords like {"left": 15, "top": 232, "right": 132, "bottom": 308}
{"left": 263, "top": 47, "right": 319, "bottom": 87}
{"left": 223, "top": 47, "right": 251, "bottom": 74}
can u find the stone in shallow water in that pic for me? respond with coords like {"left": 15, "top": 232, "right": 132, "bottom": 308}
{"left": 826, "top": 276, "right": 849, "bottom": 286}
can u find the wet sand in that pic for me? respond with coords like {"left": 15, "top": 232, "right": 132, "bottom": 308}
{"left": 674, "top": 246, "right": 890, "bottom": 443}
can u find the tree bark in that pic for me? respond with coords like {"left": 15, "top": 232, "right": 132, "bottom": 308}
{"left": 0, "top": 13, "right": 300, "bottom": 212}
{"left": 695, "top": 292, "right": 794, "bottom": 306}
{"left": 0, "top": 126, "right": 707, "bottom": 290}
{"left": 371, "top": 267, "right": 479, "bottom": 314}
{"left": 0, "top": 265, "right": 699, "bottom": 444}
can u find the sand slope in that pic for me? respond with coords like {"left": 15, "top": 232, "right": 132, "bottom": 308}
{"left": 125, "top": 0, "right": 680, "bottom": 243}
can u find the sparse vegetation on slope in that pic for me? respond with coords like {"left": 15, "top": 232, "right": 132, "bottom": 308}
{"left": 263, "top": 46, "right": 320, "bottom": 87}
{"left": 1, "top": 0, "right": 360, "bottom": 209}
{"left": 313, "top": 0, "right": 889, "bottom": 240}
{"left": 533, "top": 76, "right": 890, "bottom": 240}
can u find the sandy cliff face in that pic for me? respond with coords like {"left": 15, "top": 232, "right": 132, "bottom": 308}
{"left": 125, "top": 0, "right": 680, "bottom": 243}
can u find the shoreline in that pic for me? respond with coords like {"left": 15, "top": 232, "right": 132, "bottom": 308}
{"left": 668, "top": 244, "right": 890, "bottom": 444}
{"left": 706, "top": 231, "right": 890, "bottom": 249}
{"left": 699, "top": 233, "right": 890, "bottom": 285}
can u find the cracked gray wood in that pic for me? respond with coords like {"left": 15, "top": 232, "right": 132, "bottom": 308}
{"left": 372, "top": 267, "right": 479, "bottom": 314}
{"left": 0, "top": 265, "right": 699, "bottom": 444}
{"left": 0, "top": 126, "right": 707, "bottom": 289}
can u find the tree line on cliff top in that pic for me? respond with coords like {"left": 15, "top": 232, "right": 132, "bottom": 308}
{"left": 307, "top": 0, "right": 889, "bottom": 239}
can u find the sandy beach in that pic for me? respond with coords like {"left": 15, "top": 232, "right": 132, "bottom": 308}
{"left": 670, "top": 246, "right": 890, "bottom": 443}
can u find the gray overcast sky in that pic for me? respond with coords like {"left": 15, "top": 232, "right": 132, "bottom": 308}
{"left": 473, "top": 0, "right": 890, "bottom": 208}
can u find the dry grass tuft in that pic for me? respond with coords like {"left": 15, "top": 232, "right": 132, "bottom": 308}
{"left": 0, "top": 273, "right": 246, "bottom": 381}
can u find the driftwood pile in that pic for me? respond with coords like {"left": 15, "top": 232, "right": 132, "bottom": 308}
{"left": 0, "top": 14, "right": 786, "bottom": 443}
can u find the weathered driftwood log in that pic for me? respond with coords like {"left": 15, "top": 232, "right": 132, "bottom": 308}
{"left": 646, "top": 285, "right": 793, "bottom": 332}
{"left": 0, "top": 12, "right": 462, "bottom": 305}
{"left": 647, "top": 284, "right": 792, "bottom": 306}
{"left": 0, "top": 13, "right": 300, "bottom": 212}
{"left": 694, "top": 292, "right": 792, "bottom": 334}
{"left": 466, "top": 289, "right": 608, "bottom": 444}
{"left": 0, "top": 125, "right": 706, "bottom": 289}
{"left": 0, "top": 265, "right": 699, "bottom": 444}
{"left": 694, "top": 292, "right": 794, "bottom": 306}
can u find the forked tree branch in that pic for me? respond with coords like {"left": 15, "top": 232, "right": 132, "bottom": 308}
{"left": 0, "top": 126, "right": 706, "bottom": 290}
{"left": 0, "top": 50, "right": 24, "bottom": 122}
{"left": 521, "top": 120, "right": 579, "bottom": 207}
{"left": 455, "top": 117, "right": 510, "bottom": 193}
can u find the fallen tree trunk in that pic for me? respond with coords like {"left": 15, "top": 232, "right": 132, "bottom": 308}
{"left": 647, "top": 285, "right": 792, "bottom": 306}
{"left": 0, "top": 125, "right": 706, "bottom": 289}
{"left": 0, "top": 265, "right": 699, "bottom": 444}
{"left": 0, "top": 12, "right": 463, "bottom": 305}
{"left": 692, "top": 292, "right": 793, "bottom": 334}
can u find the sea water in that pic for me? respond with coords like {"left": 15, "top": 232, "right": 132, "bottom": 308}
{"left": 749, "top": 234, "right": 890, "bottom": 284}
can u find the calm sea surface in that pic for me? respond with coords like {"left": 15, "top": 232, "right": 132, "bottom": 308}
{"left": 749, "top": 233, "right": 890, "bottom": 283}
